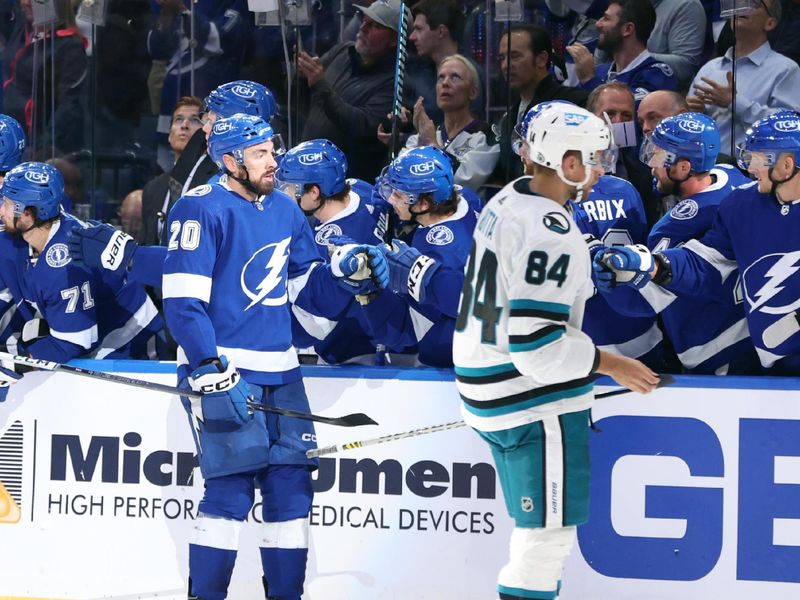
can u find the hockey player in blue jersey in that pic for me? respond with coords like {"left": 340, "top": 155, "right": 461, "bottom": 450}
{"left": 594, "top": 112, "right": 759, "bottom": 374}
{"left": 352, "top": 145, "right": 477, "bottom": 367}
{"left": 275, "top": 138, "right": 389, "bottom": 363}
{"left": 0, "top": 162, "right": 162, "bottom": 363}
{"left": 162, "top": 114, "right": 387, "bottom": 599}
{"left": 454, "top": 102, "right": 659, "bottom": 600}
{"left": 599, "top": 111, "right": 800, "bottom": 374}
{"left": 65, "top": 80, "right": 280, "bottom": 288}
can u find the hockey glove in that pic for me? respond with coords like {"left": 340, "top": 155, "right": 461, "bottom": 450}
{"left": 384, "top": 239, "right": 440, "bottom": 303}
{"left": 0, "top": 365, "right": 22, "bottom": 402}
{"left": 595, "top": 244, "right": 654, "bottom": 290}
{"left": 329, "top": 243, "right": 390, "bottom": 295}
{"left": 189, "top": 356, "right": 254, "bottom": 428}
{"left": 67, "top": 223, "right": 138, "bottom": 275}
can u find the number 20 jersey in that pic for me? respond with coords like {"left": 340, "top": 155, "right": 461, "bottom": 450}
{"left": 453, "top": 177, "right": 600, "bottom": 433}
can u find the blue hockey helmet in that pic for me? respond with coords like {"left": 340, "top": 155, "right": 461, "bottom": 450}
{"left": 207, "top": 114, "right": 276, "bottom": 170}
{"left": 3, "top": 162, "right": 64, "bottom": 221}
{"left": 379, "top": 146, "right": 454, "bottom": 205}
{"left": 0, "top": 114, "right": 25, "bottom": 173}
{"left": 640, "top": 112, "right": 720, "bottom": 172}
{"left": 276, "top": 139, "right": 348, "bottom": 198}
{"left": 513, "top": 100, "right": 577, "bottom": 158}
{"left": 205, "top": 80, "right": 277, "bottom": 122}
{"left": 736, "top": 110, "right": 800, "bottom": 171}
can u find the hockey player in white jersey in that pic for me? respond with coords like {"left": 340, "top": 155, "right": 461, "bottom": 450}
{"left": 453, "top": 103, "right": 659, "bottom": 600}
{"left": 162, "top": 114, "right": 387, "bottom": 600}
{"left": 601, "top": 110, "right": 800, "bottom": 374}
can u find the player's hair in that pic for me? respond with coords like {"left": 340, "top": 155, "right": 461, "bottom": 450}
{"left": 438, "top": 54, "right": 480, "bottom": 93}
{"left": 766, "top": 0, "right": 782, "bottom": 23}
{"left": 303, "top": 182, "right": 351, "bottom": 203}
{"left": 611, "top": 0, "right": 657, "bottom": 46}
{"left": 419, "top": 188, "right": 459, "bottom": 216}
{"left": 586, "top": 82, "right": 634, "bottom": 115}
{"left": 172, "top": 96, "right": 204, "bottom": 122}
{"left": 411, "top": 0, "right": 465, "bottom": 41}
{"left": 500, "top": 24, "right": 553, "bottom": 64}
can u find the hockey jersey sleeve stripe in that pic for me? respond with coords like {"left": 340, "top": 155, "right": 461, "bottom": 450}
{"left": 509, "top": 325, "right": 566, "bottom": 352}
{"left": 677, "top": 317, "right": 751, "bottom": 369}
{"left": 89, "top": 298, "right": 161, "bottom": 360}
{"left": 639, "top": 281, "right": 676, "bottom": 312}
{"left": 162, "top": 273, "right": 213, "bottom": 303}
{"left": 683, "top": 239, "right": 737, "bottom": 282}
{"left": 461, "top": 375, "right": 595, "bottom": 416}
{"left": 50, "top": 325, "right": 98, "bottom": 349}
{"left": 216, "top": 346, "right": 300, "bottom": 373}
{"left": 509, "top": 298, "right": 570, "bottom": 318}
{"left": 455, "top": 362, "right": 522, "bottom": 384}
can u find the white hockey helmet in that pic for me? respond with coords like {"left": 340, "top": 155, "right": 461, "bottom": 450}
{"left": 525, "top": 103, "right": 613, "bottom": 197}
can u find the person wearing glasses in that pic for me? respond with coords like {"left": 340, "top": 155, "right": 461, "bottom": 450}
{"left": 687, "top": 0, "right": 800, "bottom": 154}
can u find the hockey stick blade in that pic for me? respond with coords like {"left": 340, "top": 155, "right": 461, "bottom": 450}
{"left": 307, "top": 374, "right": 678, "bottom": 458}
{"left": 247, "top": 401, "right": 378, "bottom": 427}
{"left": 0, "top": 351, "right": 378, "bottom": 428}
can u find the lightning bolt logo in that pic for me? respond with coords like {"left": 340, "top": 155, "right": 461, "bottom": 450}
{"left": 241, "top": 237, "right": 292, "bottom": 310}
{"left": 745, "top": 251, "right": 800, "bottom": 315}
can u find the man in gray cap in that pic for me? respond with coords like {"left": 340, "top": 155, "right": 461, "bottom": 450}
{"left": 298, "top": 0, "right": 408, "bottom": 181}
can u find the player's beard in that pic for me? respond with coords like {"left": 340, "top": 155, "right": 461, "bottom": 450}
{"left": 252, "top": 172, "right": 275, "bottom": 196}
{"left": 597, "top": 27, "right": 623, "bottom": 54}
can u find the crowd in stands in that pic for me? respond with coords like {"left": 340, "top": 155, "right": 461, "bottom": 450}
{"left": 0, "top": 0, "right": 799, "bottom": 376}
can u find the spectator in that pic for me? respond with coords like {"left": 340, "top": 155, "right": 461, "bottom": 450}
{"left": 496, "top": 24, "right": 589, "bottom": 182}
{"left": 638, "top": 89, "right": 688, "bottom": 135}
{"left": 147, "top": 0, "right": 249, "bottom": 171}
{"left": 405, "top": 0, "right": 483, "bottom": 124}
{"left": 298, "top": 0, "right": 405, "bottom": 181}
{"left": 647, "top": 0, "right": 708, "bottom": 87}
{"left": 770, "top": 0, "right": 800, "bottom": 66}
{"left": 48, "top": 158, "right": 85, "bottom": 215}
{"left": 139, "top": 96, "right": 204, "bottom": 246}
{"left": 386, "top": 54, "right": 499, "bottom": 190}
{"left": 118, "top": 190, "right": 143, "bottom": 239}
{"left": 687, "top": 0, "right": 800, "bottom": 155}
{"left": 567, "top": 0, "right": 677, "bottom": 103}
{"left": 3, "top": 0, "right": 88, "bottom": 155}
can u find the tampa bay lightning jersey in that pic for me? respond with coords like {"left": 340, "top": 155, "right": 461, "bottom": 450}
{"left": 571, "top": 175, "right": 662, "bottom": 362}
{"left": 582, "top": 51, "right": 677, "bottom": 103}
{"left": 163, "top": 179, "right": 353, "bottom": 384}
{"left": 5, "top": 214, "right": 162, "bottom": 362}
{"left": 362, "top": 196, "right": 476, "bottom": 367}
{"left": 663, "top": 180, "right": 800, "bottom": 372}
{"left": 292, "top": 178, "right": 390, "bottom": 364}
{"left": 0, "top": 230, "right": 30, "bottom": 345}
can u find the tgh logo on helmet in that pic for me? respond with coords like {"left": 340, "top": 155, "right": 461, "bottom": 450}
{"left": 299, "top": 152, "right": 323, "bottom": 165}
{"left": 24, "top": 170, "right": 49, "bottom": 184}
{"left": 774, "top": 119, "right": 800, "bottom": 133}
{"left": 677, "top": 119, "right": 704, "bottom": 133}
{"left": 410, "top": 161, "right": 435, "bottom": 176}
{"left": 213, "top": 121, "right": 234, "bottom": 134}
{"left": 231, "top": 84, "right": 256, "bottom": 98}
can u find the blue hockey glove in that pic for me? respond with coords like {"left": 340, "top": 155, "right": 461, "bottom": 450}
{"left": 592, "top": 247, "right": 616, "bottom": 291}
{"left": 189, "top": 356, "right": 254, "bottom": 428}
{"left": 384, "top": 239, "right": 440, "bottom": 303}
{"left": 329, "top": 243, "right": 390, "bottom": 295}
{"left": 596, "top": 244, "right": 654, "bottom": 290}
{"left": 0, "top": 365, "right": 22, "bottom": 402}
{"left": 67, "top": 223, "right": 138, "bottom": 275}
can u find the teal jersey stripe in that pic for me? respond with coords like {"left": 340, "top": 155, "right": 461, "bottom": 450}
{"left": 509, "top": 329, "right": 564, "bottom": 353}
{"left": 455, "top": 362, "right": 518, "bottom": 377}
{"left": 508, "top": 299, "right": 570, "bottom": 315}
{"left": 497, "top": 584, "right": 559, "bottom": 599}
{"left": 462, "top": 382, "right": 594, "bottom": 417}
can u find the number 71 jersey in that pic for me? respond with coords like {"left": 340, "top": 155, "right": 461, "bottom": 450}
{"left": 453, "top": 177, "right": 599, "bottom": 433}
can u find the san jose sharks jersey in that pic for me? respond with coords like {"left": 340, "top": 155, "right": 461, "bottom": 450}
{"left": 5, "top": 214, "right": 161, "bottom": 362}
{"left": 163, "top": 180, "right": 352, "bottom": 384}
{"left": 663, "top": 181, "right": 800, "bottom": 372}
{"left": 360, "top": 196, "right": 476, "bottom": 367}
{"left": 292, "top": 178, "right": 389, "bottom": 364}
{"left": 453, "top": 177, "right": 599, "bottom": 432}
{"left": 571, "top": 175, "right": 662, "bottom": 363}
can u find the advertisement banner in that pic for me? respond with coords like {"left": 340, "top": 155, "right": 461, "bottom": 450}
{"left": 0, "top": 363, "right": 798, "bottom": 600}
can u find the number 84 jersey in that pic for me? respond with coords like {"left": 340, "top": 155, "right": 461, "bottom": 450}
{"left": 453, "top": 177, "right": 600, "bottom": 433}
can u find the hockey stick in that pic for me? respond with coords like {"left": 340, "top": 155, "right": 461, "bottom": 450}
{"left": 0, "top": 351, "right": 378, "bottom": 428}
{"left": 389, "top": 2, "right": 410, "bottom": 162}
{"left": 307, "top": 375, "right": 676, "bottom": 458}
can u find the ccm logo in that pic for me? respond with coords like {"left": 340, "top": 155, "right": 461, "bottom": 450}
{"left": 302, "top": 433, "right": 317, "bottom": 442}
{"left": 199, "top": 371, "right": 238, "bottom": 393}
